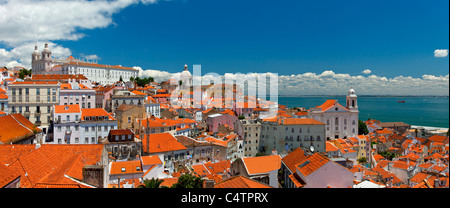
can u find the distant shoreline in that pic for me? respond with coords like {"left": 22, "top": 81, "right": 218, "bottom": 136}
{"left": 277, "top": 95, "right": 449, "bottom": 98}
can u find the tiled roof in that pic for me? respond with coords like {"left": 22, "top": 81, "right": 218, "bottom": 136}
{"left": 0, "top": 164, "right": 20, "bottom": 188}
{"left": 316, "top": 99, "right": 348, "bottom": 112}
{"left": 326, "top": 141, "right": 340, "bottom": 152}
{"left": 141, "top": 133, "right": 188, "bottom": 154}
{"left": 296, "top": 153, "right": 330, "bottom": 177}
{"left": 110, "top": 160, "right": 142, "bottom": 175}
{"left": 81, "top": 108, "right": 115, "bottom": 121}
{"left": 54, "top": 104, "right": 81, "bottom": 114}
{"left": 0, "top": 144, "right": 104, "bottom": 188}
{"left": 214, "top": 176, "right": 272, "bottom": 188}
{"left": 279, "top": 118, "right": 325, "bottom": 125}
{"left": 141, "top": 155, "right": 162, "bottom": 166}
{"left": 242, "top": 155, "right": 281, "bottom": 175}
{"left": 63, "top": 61, "right": 137, "bottom": 71}
{"left": 0, "top": 114, "right": 42, "bottom": 144}
{"left": 281, "top": 148, "right": 308, "bottom": 173}
{"left": 31, "top": 74, "right": 88, "bottom": 80}
{"left": 10, "top": 81, "right": 59, "bottom": 85}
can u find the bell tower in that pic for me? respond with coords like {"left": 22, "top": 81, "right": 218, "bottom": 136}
{"left": 346, "top": 88, "right": 358, "bottom": 112}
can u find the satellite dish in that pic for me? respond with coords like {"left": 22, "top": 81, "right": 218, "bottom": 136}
{"left": 310, "top": 146, "right": 315, "bottom": 152}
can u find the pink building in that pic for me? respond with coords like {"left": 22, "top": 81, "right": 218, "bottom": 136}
{"left": 206, "top": 113, "right": 238, "bottom": 133}
{"left": 60, "top": 82, "right": 95, "bottom": 109}
{"left": 233, "top": 102, "right": 255, "bottom": 118}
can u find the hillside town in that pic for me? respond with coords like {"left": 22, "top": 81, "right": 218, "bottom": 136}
{"left": 0, "top": 45, "right": 448, "bottom": 189}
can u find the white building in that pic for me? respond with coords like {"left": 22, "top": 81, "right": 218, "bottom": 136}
{"left": 31, "top": 44, "right": 138, "bottom": 85}
{"left": 308, "top": 88, "right": 359, "bottom": 140}
{"left": 52, "top": 104, "right": 118, "bottom": 144}
{"left": 59, "top": 82, "right": 96, "bottom": 109}
{"left": 260, "top": 117, "right": 326, "bottom": 155}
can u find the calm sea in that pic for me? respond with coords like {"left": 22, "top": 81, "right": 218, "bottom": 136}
{"left": 277, "top": 96, "right": 449, "bottom": 128}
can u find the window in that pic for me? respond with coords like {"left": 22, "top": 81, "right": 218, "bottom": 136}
{"left": 85, "top": 138, "right": 89, "bottom": 144}
{"left": 128, "top": 117, "right": 132, "bottom": 123}
{"left": 66, "top": 115, "right": 70, "bottom": 122}
{"left": 75, "top": 137, "right": 79, "bottom": 143}
{"left": 121, "top": 168, "right": 126, "bottom": 172}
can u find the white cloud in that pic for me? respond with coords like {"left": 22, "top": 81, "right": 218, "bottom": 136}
{"left": 0, "top": 42, "right": 71, "bottom": 69}
{"left": 362, "top": 69, "right": 372, "bottom": 74}
{"left": 434, "top": 49, "right": 449, "bottom": 58}
{"left": 133, "top": 67, "right": 449, "bottom": 96}
{"left": 0, "top": 0, "right": 160, "bottom": 68}
{"left": 81, "top": 54, "right": 101, "bottom": 61}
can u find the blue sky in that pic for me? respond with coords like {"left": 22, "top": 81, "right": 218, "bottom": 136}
{"left": 0, "top": 0, "right": 448, "bottom": 95}
{"left": 56, "top": 0, "right": 449, "bottom": 77}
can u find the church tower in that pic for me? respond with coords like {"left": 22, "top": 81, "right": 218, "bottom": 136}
{"left": 346, "top": 88, "right": 358, "bottom": 112}
{"left": 41, "top": 43, "right": 52, "bottom": 60}
{"left": 32, "top": 45, "right": 40, "bottom": 61}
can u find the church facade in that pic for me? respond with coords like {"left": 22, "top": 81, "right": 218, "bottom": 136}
{"left": 308, "top": 88, "right": 359, "bottom": 140}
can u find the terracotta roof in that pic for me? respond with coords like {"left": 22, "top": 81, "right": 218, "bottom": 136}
{"left": 214, "top": 176, "right": 272, "bottom": 188}
{"left": 0, "top": 164, "right": 20, "bottom": 188}
{"left": 81, "top": 108, "right": 115, "bottom": 121}
{"left": 109, "top": 129, "right": 134, "bottom": 136}
{"left": 281, "top": 148, "right": 308, "bottom": 173}
{"left": 427, "top": 135, "right": 448, "bottom": 144}
{"left": 63, "top": 61, "right": 137, "bottom": 71}
{"left": 0, "top": 114, "right": 42, "bottom": 144}
{"left": 141, "top": 133, "right": 188, "bottom": 154}
{"left": 316, "top": 99, "right": 348, "bottom": 111}
{"left": 0, "top": 144, "right": 104, "bottom": 188}
{"left": 242, "top": 155, "right": 281, "bottom": 175}
{"left": 141, "top": 155, "right": 162, "bottom": 166}
{"left": 296, "top": 153, "right": 330, "bottom": 177}
{"left": 326, "top": 141, "right": 340, "bottom": 152}
{"left": 31, "top": 74, "right": 88, "bottom": 80}
{"left": 110, "top": 160, "right": 142, "bottom": 175}
{"left": 54, "top": 104, "right": 81, "bottom": 114}
{"left": 10, "top": 81, "right": 59, "bottom": 85}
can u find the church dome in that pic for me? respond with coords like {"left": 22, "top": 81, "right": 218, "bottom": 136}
{"left": 33, "top": 45, "right": 39, "bottom": 55}
{"left": 43, "top": 43, "right": 51, "bottom": 52}
{"left": 180, "top": 64, "right": 192, "bottom": 85}
{"left": 348, "top": 88, "right": 357, "bottom": 97}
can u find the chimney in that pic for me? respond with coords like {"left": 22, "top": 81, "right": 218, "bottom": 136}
{"left": 82, "top": 165, "right": 104, "bottom": 188}
{"left": 203, "top": 180, "right": 215, "bottom": 188}
{"left": 434, "top": 179, "right": 440, "bottom": 188}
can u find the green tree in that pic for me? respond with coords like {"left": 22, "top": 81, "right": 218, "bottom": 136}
{"left": 119, "top": 76, "right": 123, "bottom": 82}
{"left": 138, "top": 178, "right": 164, "bottom": 188}
{"left": 358, "top": 119, "right": 369, "bottom": 135}
{"left": 170, "top": 173, "right": 204, "bottom": 188}
{"left": 357, "top": 157, "right": 367, "bottom": 165}
{"left": 130, "top": 76, "right": 135, "bottom": 82}
{"left": 238, "top": 115, "right": 245, "bottom": 120}
{"left": 18, "top": 68, "right": 32, "bottom": 79}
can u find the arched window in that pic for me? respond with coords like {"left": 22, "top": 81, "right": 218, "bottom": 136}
{"left": 352, "top": 100, "right": 355, "bottom": 107}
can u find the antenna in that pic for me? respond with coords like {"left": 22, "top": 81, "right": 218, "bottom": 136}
{"left": 309, "top": 145, "right": 315, "bottom": 152}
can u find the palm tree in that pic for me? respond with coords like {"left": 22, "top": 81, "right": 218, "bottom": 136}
{"left": 138, "top": 178, "right": 164, "bottom": 188}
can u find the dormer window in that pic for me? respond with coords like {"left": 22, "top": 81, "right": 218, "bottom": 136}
{"left": 121, "top": 167, "right": 126, "bottom": 172}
